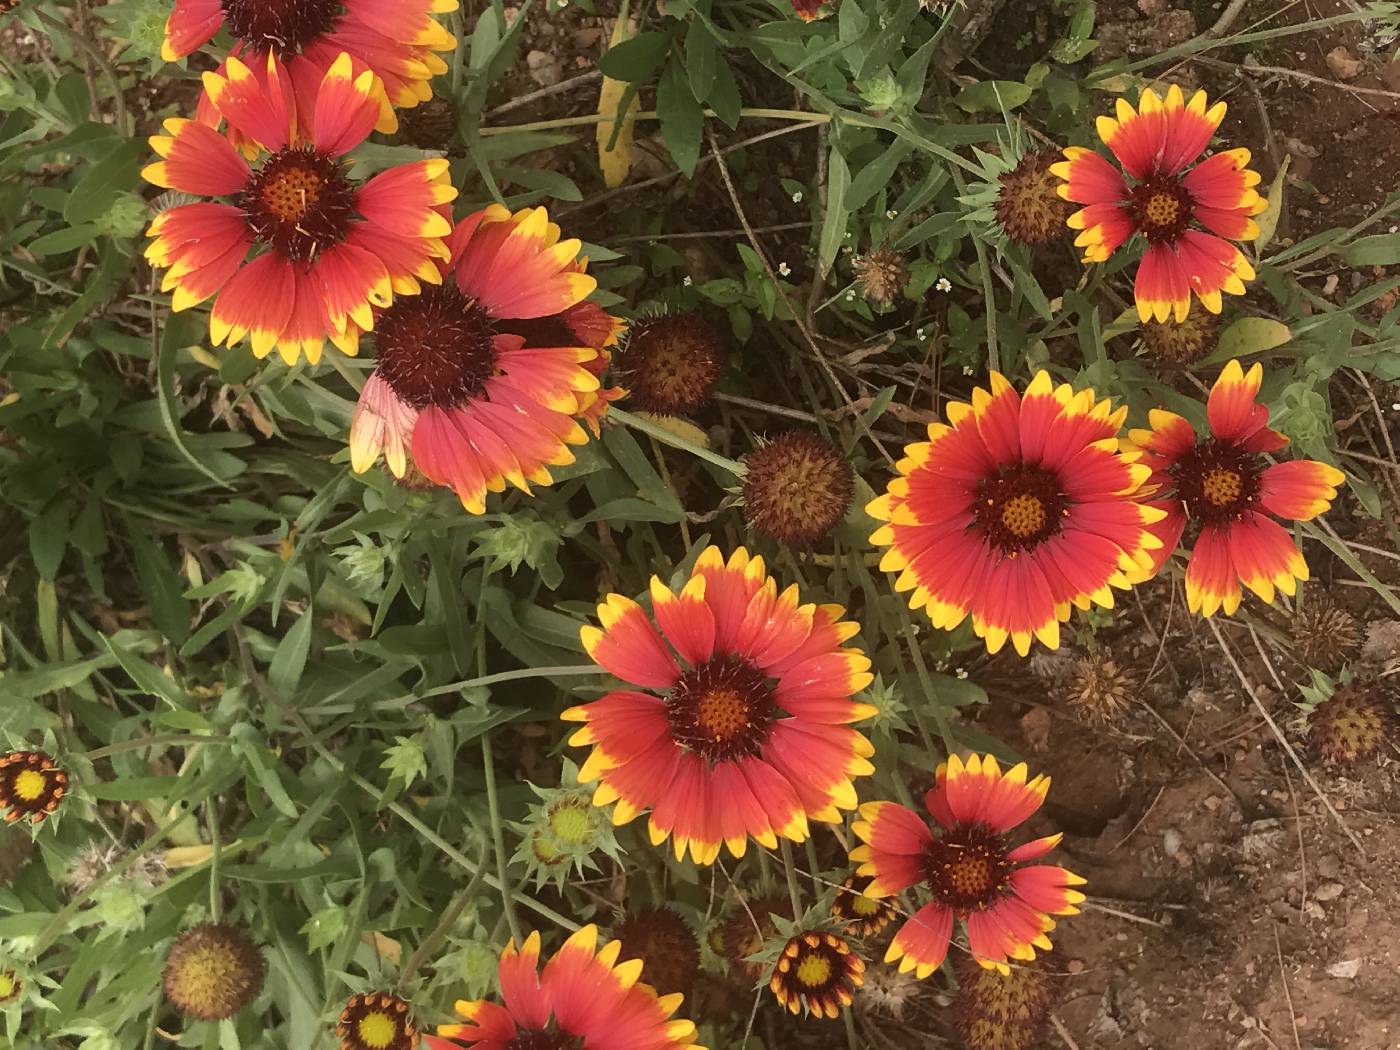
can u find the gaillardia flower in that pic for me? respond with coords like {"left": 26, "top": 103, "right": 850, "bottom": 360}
{"left": 612, "top": 312, "right": 722, "bottom": 417}
{"left": 769, "top": 931, "right": 864, "bottom": 1019}
{"left": 612, "top": 906, "right": 701, "bottom": 996}
{"left": 831, "top": 874, "right": 897, "bottom": 937}
{"left": 349, "top": 206, "right": 616, "bottom": 514}
{"left": 1129, "top": 360, "right": 1346, "bottom": 617}
{"left": 851, "top": 753, "right": 1085, "bottom": 977}
{"left": 1053, "top": 86, "right": 1266, "bottom": 322}
{"left": 163, "top": 923, "right": 266, "bottom": 1020}
{"left": 741, "top": 430, "right": 854, "bottom": 549}
{"left": 0, "top": 750, "right": 68, "bottom": 824}
{"left": 427, "top": 926, "right": 703, "bottom": 1050}
{"left": 163, "top": 0, "right": 456, "bottom": 135}
{"left": 338, "top": 992, "right": 418, "bottom": 1050}
{"left": 143, "top": 53, "right": 455, "bottom": 365}
{"left": 867, "top": 371, "right": 1164, "bottom": 656}
{"left": 563, "top": 546, "right": 876, "bottom": 864}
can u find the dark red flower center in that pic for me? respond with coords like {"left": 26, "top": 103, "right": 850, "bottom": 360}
{"left": 1128, "top": 176, "right": 1195, "bottom": 244}
{"left": 1172, "top": 439, "right": 1262, "bottom": 523}
{"left": 374, "top": 284, "right": 499, "bottom": 410}
{"left": 496, "top": 314, "right": 579, "bottom": 349}
{"left": 506, "top": 1031, "right": 583, "bottom": 1050}
{"left": 220, "top": 0, "right": 343, "bottom": 55}
{"left": 924, "top": 825, "right": 1012, "bottom": 912}
{"left": 666, "top": 656, "right": 778, "bottom": 764}
{"left": 972, "top": 465, "right": 1067, "bottom": 554}
{"left": 239, "top": 147, "right": 358, "bottom": 263}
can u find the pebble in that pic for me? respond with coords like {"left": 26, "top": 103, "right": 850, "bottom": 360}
{"left": 1313, "top": 881, "right": 1345, "bottom": 902}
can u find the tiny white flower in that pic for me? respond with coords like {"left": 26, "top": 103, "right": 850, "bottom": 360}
{"left": 962, "top": 365, "right": 974, "bottom": 376}
{"left": 778, "top": 262, "right": 791, "bottom": 277}
{"left": 844, "top": 230, "right": 853, "bottom": 239}
{"left": 841, "top": 245, "right": 854, "bottom": 254}
{"left": 886, "top": 209, "right": 898, "bottom": 220}
{"left": 1392, "top": 402, "right": 1400, "bottom": 412}
{"left": 846, "top": 291, "right": 856, "bottom": 301}
{"left": 935, "top": 277, "right": 952, "bottom": 293}
{"left": 955, "top": 667, "right": 968, "bottom": 680}
{"left": 682, "top": 275, "right": 693, "bottom": 287}
{"left": 791, "top": 190, "right": 804, "bottom": 203}
{"left": 916, "top": 327, "right": 927, "bottom": 339}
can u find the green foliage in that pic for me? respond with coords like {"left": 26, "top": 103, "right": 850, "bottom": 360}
{"left": 3, "top": 0, "right": 1400, "bottom": 1047}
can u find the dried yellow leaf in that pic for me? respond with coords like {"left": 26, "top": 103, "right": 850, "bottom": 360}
{"left": 596, "top": 16, "right": 639, "bottom": 189}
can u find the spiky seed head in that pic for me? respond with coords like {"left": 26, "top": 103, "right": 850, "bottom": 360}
{"left": 853, "top": 247, "right": 909, "bottom": 305}
{"left": 162, "top": 923, "right": 266, "bottom": 1021}
{"left": 1290, "top": 599, "right": 1362, "bottom": 672}
{"left": 953, "top": 955, "right": 1054, "bottom": 1050}
{"left": 855, "top": 963, "right": 921, "bottom": 1019}
{"left": 994, "top": 149, "right": 1073, "bottom": 246}
{"left": 1140, "top": 305, "right": 1219, "bottom": 364}
{"left": 613, "top": 312, "right": 723, "bottom": 417}
{"left": 1308, "top": 681, "right": 1393, "bottom": 762}
{"left": 1063, "top": 651, "right": 1135, "bottom": 724}
{"left": 612, "top": 906, "right": 701, "bottom": 996}
{"left": 741, "top": 430, "right": 854, "bottom": 549}
{"left": 0, "top": 824, "right": 33, "bottom": 887}
{"left": 396, "top": 97, "right": 457, "bottom": 151}
{"left": 720, "top": 895, "right": 791, "bottom": 982}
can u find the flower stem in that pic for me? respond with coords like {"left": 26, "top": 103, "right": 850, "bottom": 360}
{"left": 481, "top": 731, "right": 523, "bottom": 944}
{"left": 779, "top": 840, "right": 804, "bottom": 920}
{"left": 206, "top": 799, "right": 222, "bottom": 923}
{"left": 611, "top": 408, "right": 747, "bottom": 476}
{"left": 86, "top": 735, "right": 230, "bottom": 761}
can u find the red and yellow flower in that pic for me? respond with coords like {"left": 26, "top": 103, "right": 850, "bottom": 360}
{"left": 1052, "top": 86, "right": 1267, "bottom": 323}
{"left": 163, "top": 0, "right": 456, "bottom": 136}
{"left": 143, "top": 53, "right": 455, "bottom": 366}
{"left": 563, "top": 546, "right": 876, "bottom": 864}
{"left": 427, "top": 925, "right": 704, "bottom": 1050}
{"left": 349, "top": 206, "right": 620, "bottom": 514}
{"left": 867, "top": 371, "right": 1164, "bottom": 657}
{"left": 1129, "top": 359, "right": 1345, "bottom": 617}
{"left": 851, "top": 753, "right": 1085, "bottom": 978}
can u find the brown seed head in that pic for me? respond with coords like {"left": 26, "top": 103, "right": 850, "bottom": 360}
{"left": 741, "top": 430, "right": 854, "bottom": 549}
{"left": 614, "top": 312, "right": 723, "bottom": 416}
{"left": 1063, "top": 651, "right": 1135, "bottom": 724}
{"left": 995, "top": 150, "right": 1073, "bottom": 246}
{"left": 853, "top": 247, "right": 909, "bottom": 305}
{"left": 1140, "top": 305, "right": 1219, "bottom": 364}
{"left": 855, "top": 963, "right": 921, "bottom": 1018}
{"left": 396, "top": 97, "right": 457, "bottom": 151}
{"left": 720, "top": 895, "right": 791, "bottom": 982}
{"left": 953, "top": 955, "right": 1054, "bottom": 1050}
{"left": 1290, "top": 599, "right": 1362, "bottom": 672}
{"left": 612, "top": 906, "right": 701, "bottom": 996}
{"left": 162, "top": 923, "right": 266, "bottom": 1021}
{"left": 1308, "top": 681, "right": 1393, "bottom": 762}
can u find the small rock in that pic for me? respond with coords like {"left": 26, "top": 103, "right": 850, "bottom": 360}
{"left": 1137, "top": 0, "right": 1168, "bottom": 13}
{"left": 1067, "top": 958, "right": 1087, "bottom": 974}
{"left": 1163, "top": 827, "right": 1183, "bottom": 857}
{"left": 1313, "top": 881, "right": 1345, "bottom": 902}
{"left": 1326, "top": 958, "right": 1361, "bottom": 978}
{"left": 525, "top": 49, "right": 563, "bottom": 87}
{"left": 1304, "top": 900, "right": 1326, "bottom": 921}
{"left": 1325, "top": 46, "right": 1364, "bottom": 80}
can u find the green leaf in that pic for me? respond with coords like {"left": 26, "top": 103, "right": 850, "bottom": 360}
{"left": 381, "top": 736, "right": 428, "bottom": 788}
{"left": 816, "top": 145, "right": 850, "bottom": 276}
{"left": 64, "top": 139, "right": 146, "bottom": 225}
{"left": 123, "top": 513, "right": 191, "bottom": 644}
{"left": 847, "top": 140, "right": 913, "bottom": 212}
{"left": 954, "top": 81, "right": 1033, "bottom": 113}
{"left": 1205, "top": 317, "right": 1293, "bottom": 363}
{"left": 159, "top": 312, "right": 235, "bottom": 489}
{"left": 268, "top": 607, "right": 314, "bottom": 698}
{"left": 656, "top": 59, "right": 703, "bottom": 176}
{"left": 27, "top": 223, "right": 101, "bottom": 255}
{"left": 1253, "top": 155, "right": 1290, "bottom": 251}
{"left": 707, "top": 57, "right": 742, "bottom": 128}
{"left": 685, "top": 19, "right": 719, "bottom": 102}
{"left": 300, "top": 907, "right": 346, "bottom": 953}
{"left": 597, "top": 30, "right": 672, "bottom": 82}
{"left": 30, "top": 499, "right": 70, "bottom": 581}
{"left": 1340, "top": 233, "right": 1400, "bottom": 267}
{"left": 106, "top": 637, "right": 194, "bottom": 708}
